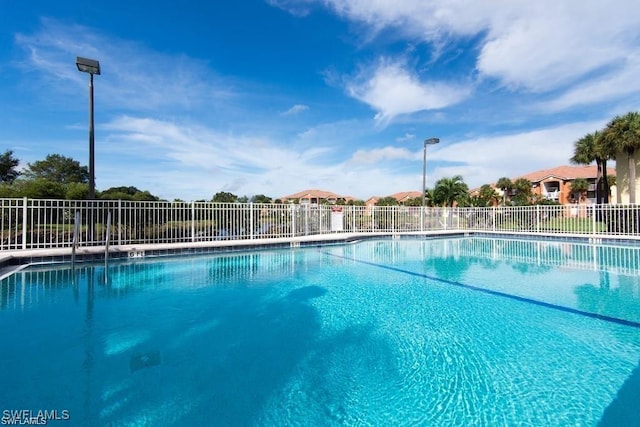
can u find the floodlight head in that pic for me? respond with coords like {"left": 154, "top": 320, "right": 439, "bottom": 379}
{"left": 76, "top": 56, "right": 101, "bottom": 75}
{"left": 424, "top": 137, "right": 440, "bottom": 145}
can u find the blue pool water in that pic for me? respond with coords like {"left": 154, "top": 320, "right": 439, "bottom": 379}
{"left": 1, "top": 237, "right": 640, "bottom": 426}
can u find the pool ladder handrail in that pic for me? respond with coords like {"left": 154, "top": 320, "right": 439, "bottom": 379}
{"left": 104, "top": 211, "right": 111, "bottom": 283}
{"left": 71, "top": 210, "right": 80, "bottom": 270}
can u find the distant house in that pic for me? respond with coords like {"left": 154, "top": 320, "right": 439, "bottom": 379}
{"left": 389, "top": 191, "right": 422, "bottom": 204}
{"left": 514, "top": 165, "right": 616, "bottom": 205}
{"left": 279, "top": 189, "right": 354, "bottom": 205}
{"left": 365, "top": 191, "right": 422, "bottom": 207}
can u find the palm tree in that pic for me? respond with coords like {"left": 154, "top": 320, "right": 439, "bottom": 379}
{"left": 570, "top": 178, "right": 589, "bottom": 202}
{"left": 570, "top": 131, "right": 613, "bottom": 203}
{"left": 496, "top": 177, "right": 513, "bottom": 206}
{"left": 472, "top": 184, "right": 499, "bottom": 207}
{"left": 424, "top": 189, "right": 435, "bottom": 207}
{"left": 604, "top": 112, "right": 640, "bottom": 204}
{"left": 512, "top": 178, "right": 534, "bottom": 206}
{"left": 433, "top": 175, "right": 469, "bottom": 207}
{"left": 376, "top": 196, "right": 399, "bottom": 206}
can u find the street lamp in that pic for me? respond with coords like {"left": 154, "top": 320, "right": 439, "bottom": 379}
{"left": 76, "top": 56, "right": 101, "bottom": 200}
{"left": 421, "top": 137, "right": 440, "bottom": 231}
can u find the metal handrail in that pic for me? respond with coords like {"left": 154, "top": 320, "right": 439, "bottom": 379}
{"left": 71, "top": 211, "right": 80, "bottom": 269}
{"left": 104, "top": 211, "right": 111, "bottom": 283}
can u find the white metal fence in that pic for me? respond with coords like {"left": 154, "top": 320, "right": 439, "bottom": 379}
{"left": 1, "top": 198, "right": 639, "bottom": 251}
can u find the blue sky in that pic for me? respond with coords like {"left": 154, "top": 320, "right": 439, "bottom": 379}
{"left": 1, "top": 0, "right": 639, "bottom": 201}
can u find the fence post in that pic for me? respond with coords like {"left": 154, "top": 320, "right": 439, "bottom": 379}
{"left": 492, "top": 207, "right": 496, "bottom": 232}
{"left": 250, "top": 203, "right": 254, "bottom": 240}
{"left": 372, "top": 206, "right": 376, "bottom": 231}
{"left": 118, "top": 199, "right": 122, "bottom": 246}
{"left": 352, "top": 206, "right": 356, "bottom": 231}
{"left": 290, "top": 204, "right": 296, "bottom": 237}
{"left": 391, "top": 206, "right": 395, "bottom": 232}
{"left": 191, "top": 201, "right": 196, "bottom": 242}
{"left": 536, "top": 205, "right": 540, "bottom": 233}
{"left": 21, "top": 197, "right": 27, "bottom": 250}
{"left": 304, "top": 205, "right": 309, "bottom": 235}
{"left": 592, "top": 203, "right": 597, "bottom": 235}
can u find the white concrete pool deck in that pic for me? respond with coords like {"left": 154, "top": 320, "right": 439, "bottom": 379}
{"left": 2, "top": 229, "right": 638, "bottom": 260}
{"left": 0, "top": 230, "right": 464, "bottom": 262}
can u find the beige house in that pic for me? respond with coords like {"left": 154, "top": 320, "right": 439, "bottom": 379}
{"left": 279, "top": 189, "right": 354, "bottom": 205}
{"left": 614, "top": 151, "right": 640, "bottom": 204}
{"left": 281, "top": 159, "right": 630, "bottom": 208}
{"left": 365, "top": 191, "right": 422, "bottom": 208}
{"left": 514, "top": 165, "right": 616, "bottom": 205}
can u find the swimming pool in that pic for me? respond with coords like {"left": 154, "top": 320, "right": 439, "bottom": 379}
{"left": 1, "top": 237, "right": 639, "bottom": 425}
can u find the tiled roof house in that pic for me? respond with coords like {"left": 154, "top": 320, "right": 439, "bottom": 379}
{"left": 282, "top": 164, "right": 618, "bottom": 208}
{"left": 365, "top": 191, "right": 422, "bottom": 207}
{"left": 279, "top": 189, "right": 354, "bottom": 205}
{"left": 515, "top": 164, "right": 616, "bottom": 204}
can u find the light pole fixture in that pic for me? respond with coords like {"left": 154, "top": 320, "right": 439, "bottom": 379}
{"left": 421, "top": 137, "right": 440, "bottom": 231}
{"left": 76, "top": 56, "right": 101, "bottom": 200}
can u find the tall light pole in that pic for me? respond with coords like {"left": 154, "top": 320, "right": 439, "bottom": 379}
{"left": 421, "top": 137, "right": 440, "bottom": 231}
{"left": 76, "top": 56, "right": 101, "bottom": 200}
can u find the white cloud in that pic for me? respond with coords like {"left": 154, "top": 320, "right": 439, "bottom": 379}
{"left": 282, "top": 104, "right": 310, "bottom": 115}
{"left": 266, "top": 0, "right": 315, "bottom": 17}
{"left": 540, "top": 53, "right": 640, "bottom": 112}
{"left": 428, "top": 119, "right": 609, "bottom": 188}
{"left": 10, "top": 11, "right": 634, "bottom": 203}
{"left": 346, "top": 60, "right": 470, "bottom": 123}
{"left": 99, "top": 115, "right": 348, "bottom": 199}
{"left": 103, "top": 115, "right": 330, "bottom": 172}
{"left": 475, "top": 2, "right": 635, "bottom": 92}
{"left": 97, "top": 115, "right": 441, "bottom": 200}
{"left": 14, "top": 18, "right": 237, "bottom": 113}
{"left": 349, "top": 146, "right": 415, "bottom": 164}
{"left": 395, "top": 133, "right": 415, "bottom": 143}
{"left": 292, "top": 0, "right": 640, "bottom": 104}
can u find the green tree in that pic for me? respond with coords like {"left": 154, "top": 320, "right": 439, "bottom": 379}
{"left": 471, "top": 184, "right": 499, "bottom": 207}
{"left": 403, "top": 197, "right": 421, "bottom": 207}
{"left": 10, "top": 178, "right": 66, "bottom": 199}
{"left": 0, "top": 183, "right": 18, "bottom": 197}
{"left": 100, "top": 186, "right": 159, "bottom": 201}
{"left": 100, "top": 186, "right": 139, "bottom": 200}
{"left": 433, "top": 175, "right": 469, "bottom": 207}
{"left": 424, "top": 189, "right": 436, "bottom": 207}
{"left": 496, "top": 177, "right": 513, "bottom": 206}
{"left": 22, "top": 154, "right": 89, "bottom": 184}
{"left": 0, "top": 150, "right": 20, "bottom": 183}
{"left": 604, "top": 112, "right": 640, "bottom": 204}
{"left": 65, "top": 182, "right": 89, "bottom": 200}
{"left": 212, "top": 191, "right": 238, "bottom": 203}
{"left": 570, "top": 131, "right": 614, "bottom": 204}
{"left": 511, "top": 178, "right": 534, "bottom": 206}
{"left": 131, "top": 190, "right": 160, "bottom": 201}
{"left": 251, "top": 194, "right": 272, "bottom": 203}
{"left": 570, "top": 178, "right": 589, "bottom": 200}
{"left": 376, "top": 196, "right": 399, "bottom": 206}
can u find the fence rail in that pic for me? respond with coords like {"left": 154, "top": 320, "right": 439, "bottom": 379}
{"left": 1, "top": 198, "right": 639, "bottom": 251}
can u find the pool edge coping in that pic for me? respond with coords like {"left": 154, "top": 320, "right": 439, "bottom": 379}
{"left": 2, "top": 230, "right": 640, "bottom": 280}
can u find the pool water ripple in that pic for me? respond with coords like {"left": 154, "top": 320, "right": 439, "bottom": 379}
{"left": 1, "top": 238, "right": 639, "bottom": 425}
